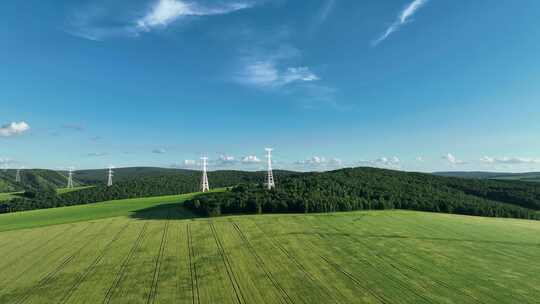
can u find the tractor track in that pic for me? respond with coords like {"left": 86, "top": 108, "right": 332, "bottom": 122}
{"left": 187, "top": 224, "right": 200, "bottom": 304}
{"left": 209, "top": 221, "right": 245, "bottom": 304}
{"left": 230, "top": 221, "right": 294, "bottom": 304}
{"left": 13, "top": 221, "right": 115, "bottom": 304}
{"left": 2, "top": 223, "right": 94, "bottom": 289}
{"left": 146, "top": 216, "right": 171, "bottom": 304}
{"left": 102, "top": 222, "right": 149, "bottom": 304}
{"left": 57, "top": 221, "right": 132, "bottom": 304}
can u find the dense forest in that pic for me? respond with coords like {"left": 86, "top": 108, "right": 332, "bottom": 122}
{"left": 0, "top": 169, "right": 80, "bottom": 193}
{"left": 185, "top": 167, "right": 540, "bottom": 220}
{"left": 2, "top": 166, "right": 540, "bottom": 220}
{"left": 0, "top": 170, "right": 296, "bottom": 213}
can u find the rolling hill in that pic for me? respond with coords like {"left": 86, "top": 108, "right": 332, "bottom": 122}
{"left": 434, "top": 171, "right": 540, "bottom": 182}
{"left": 0, "top": 169, "right": 80, "bottom": 192}
{"left": 187, "top": 167, "right": 540, "bottom": 220}
{"left": 0, "top": 194, "right": 538, "bottom": 303}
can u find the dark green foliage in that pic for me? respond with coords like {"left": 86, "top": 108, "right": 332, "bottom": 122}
{"left": 0, "top": 169, "right": 76, "bottom": 192}
{"left": 0, "top": 170, "right": 297, "bottom": 213}
{"left": 186, "top": 167, "right": 540, "bottom": 220}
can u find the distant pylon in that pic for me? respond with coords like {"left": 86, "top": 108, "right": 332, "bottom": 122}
{"left": 67, "top": 167, "right": 74, "bottom": 189}
{"left": 107, "top": 166, "right": 114, "bottom": 187}
{"left": 15, "top": 168, "right": 21, "bottom": 183}
{"left": 265, "top": 148, "right": 275, "bottom": 190}
{"left": 200, "top": 156, "right": 209, "bottom": 192}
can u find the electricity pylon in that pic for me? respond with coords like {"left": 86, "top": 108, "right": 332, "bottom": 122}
{"left": 15, "top": 168, "right": 21, "bottom": 183}
{"left": 265, "top": 148, "right": 275, "bottom": 190}
{"left": 200, "top": 156, "right": 209, "bottom": 192}
{"left": 67, "top": 167, "right": 74, "bottom": 189}
{"left": 107, "top": 166, "right": 114, "bottom": 187}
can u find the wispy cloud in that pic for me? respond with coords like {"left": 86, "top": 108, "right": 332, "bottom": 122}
{"left": 68, "top": 0, "right": 255, "bottom": 41}
{"left": 62, "top": 124, "right": 85, "bottom": 132}
{"left": 152, "top": 148, "right": 167, "bottom": 154}
{"left": 442, "top": 153, "right": 467, "bottom": 165}
{"left": 480, "top": 156, "right": 540, "bottom": 165}
{"left": 87, "top": 152, "right": 108, "bottom": 157}
{"left": 358, "top": 156, "right": 401, "bottom": 169}
{"left": 312, "top": 0, "right": 335, "bottom": 29}
{"left": 242, "top": 155, "right": 261, "bottom": 163}
{"left": 372, "top": 0, "right": 429, "bottom": 46}
{"left": 0, "top": 121, "right": 30, "bottom": 137}
{"left": 237, "top": 61, "right": 319, "bottom": 88}
{"left": 295, "top": 156, "right": 343, "bottom": 171}
{"left": 137, "top": 0, "right": 254, "bottom": 31}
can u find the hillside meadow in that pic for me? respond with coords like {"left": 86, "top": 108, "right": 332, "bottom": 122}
{"left": 0, "top": 195, "right": 539, "bottom": 303}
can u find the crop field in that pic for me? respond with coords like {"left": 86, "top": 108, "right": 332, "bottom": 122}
{"left": 0, "top": 199, "right": 539, "bottom": 303}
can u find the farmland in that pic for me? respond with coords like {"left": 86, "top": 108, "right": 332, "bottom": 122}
{"left": 0, "top": 196, "right": 539, "bottom": 303}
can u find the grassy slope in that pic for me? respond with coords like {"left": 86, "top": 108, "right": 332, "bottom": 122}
{"left": 0, "top": 195, "right": 539, "bottom": 303}
{"left": 0, "top": 193, "right": 199, "bottom": 232}
{"left": 0, "top": 192, "right": 23, "bottom": 201}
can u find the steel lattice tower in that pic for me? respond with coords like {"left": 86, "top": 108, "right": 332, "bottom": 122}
{"left": 200, "top": 156, "right": 209, "bottom": 192}
{"left": 265, "top": 148, "right": 275, "bottom": 190}
{"left": 107, "top": 166, "right": 114, "bottom": 187}
{"left": 67, "top": 167, "right": 74, "bottom": 189}
{"left": 15, "top": 168, "right": 21, "bottom": 183}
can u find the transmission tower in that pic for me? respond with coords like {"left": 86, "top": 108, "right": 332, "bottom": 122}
{"left": 67, "top": 167, "right": 74, "bottom": 189}
{"left": 200, "top": 156, "right": 209, "bottom": 192}
{"left": 107, "top": 166, "right": 114, "bottom": 187}
{"left": 265, "top": 148, "right": 275, "bottom": 190}
{"left": 15, "top": 168, "right": 21, "bottom": 183}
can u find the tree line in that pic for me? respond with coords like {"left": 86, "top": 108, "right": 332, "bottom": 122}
{"left": 0, "top": 170, "right": 296, "bottom": 213}
{"left": 185, "top": 167, "right": 540, "bottom": 220}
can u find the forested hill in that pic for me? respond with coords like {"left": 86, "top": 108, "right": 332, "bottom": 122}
{"left": 74, "top": 167, "right": 196, "bottom": 184}
{"left": 186, "top": 167, "right": 540, "bottom": 220}
{"left": 0, "top": 169, "right": 297, "bottom": 213}
{"left": 0, "top": 169, "right": 81, "bottom": 192}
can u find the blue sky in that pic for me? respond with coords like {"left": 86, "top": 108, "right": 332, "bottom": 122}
{"left": 2, "top": 0, "right": 540, "bottom": 172}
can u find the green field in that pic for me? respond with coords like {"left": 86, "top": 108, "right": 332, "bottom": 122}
{"left": 0, "top": 197, "right": 539, "bottom": 303}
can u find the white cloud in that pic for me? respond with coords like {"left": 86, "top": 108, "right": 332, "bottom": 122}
{"left": 442, "top": 153, "right": 467, "bottom": 165}
{"left": 295, "top": 156, "right": 343, "bottom": 170}
{"left": 137, "top": 0, "right": 253, "bottom": 31}
{"left": 237, "top": 61, "right": 319, "bottom": 88}
{"left": 219, "top": 154, "right": 236, "bottom": 162}
{"left": 152, "top": 148, "right": 167, "bottom": 154}
{"left": 358, "top": 156, "right": 401, "bottom": 169}
{"left": 416, "top": 156, "right": 424, "bottom": 162}
{"left": 242, "top": 155, "right": 261, "bottom": 163}
{"left": 0, "top": 121, "right": 30, "bottom": 137}
{"left": 372, "top": 0, "right": 429, "bottom": 46}
{"left": 184, "top": 159, "right": 196, "bottom": 165}
{"left": 480, "top": 156, "right": 540, "bottom": 165}
{"left": 68, "top": 0, "right": 254, "bottom": 41}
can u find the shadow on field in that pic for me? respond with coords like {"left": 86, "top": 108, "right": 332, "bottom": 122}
{"left": 129, "top": 203, "right": 203, "bottom": 221}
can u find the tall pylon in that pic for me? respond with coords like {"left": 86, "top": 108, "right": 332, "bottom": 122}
{"left": 200, "top": 156, "right": 209, "bottom": 192}
{"left": 15, "top": 168, "right": 21, "bottom": 183}
{"left": 107, "top": 166, "right": 114, "bottom": 187}
{"left": 67, "top": 167, "right": 74, "bottom": 189}
{"left": 265, "top": 148, "right": 275, "bottom": 190}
